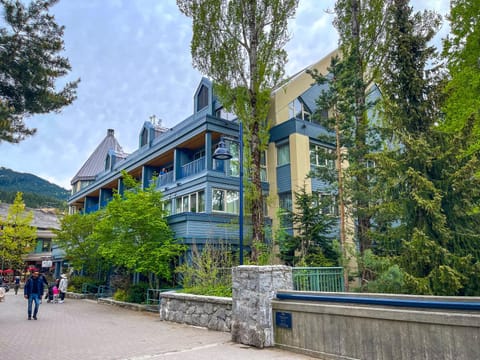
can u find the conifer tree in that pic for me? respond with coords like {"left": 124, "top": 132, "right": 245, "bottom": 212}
{"left": 373, "top": 0, "right": 480, "bottom": 295}
{"left": 0, "top": 0, "right": 79, "bottom": 143}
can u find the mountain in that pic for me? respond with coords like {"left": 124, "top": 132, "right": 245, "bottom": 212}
{"left": 0, "top": 167, "right": 70, "bottom": 209}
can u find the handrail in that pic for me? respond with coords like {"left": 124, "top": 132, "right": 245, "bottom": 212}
{"left": 276, "top": 293, "right": 480, "bottom": 311}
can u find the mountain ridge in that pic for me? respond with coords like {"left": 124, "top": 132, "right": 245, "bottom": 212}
{"left": 0, "top": 167, "right": 69, "bottom": 209}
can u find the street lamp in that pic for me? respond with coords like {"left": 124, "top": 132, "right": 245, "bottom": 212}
{"left": 213, "top": 122, "right": 244, "bottom": 265}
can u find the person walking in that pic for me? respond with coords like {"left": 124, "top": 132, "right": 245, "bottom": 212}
{"left": 58, "top": 274, "right": 68, "bottom": 303}
{"left": 14, "top": 276, "right": 20, "bottom": 295}
{"left": 24, "top": 271, "right": 45, "bottom": 320}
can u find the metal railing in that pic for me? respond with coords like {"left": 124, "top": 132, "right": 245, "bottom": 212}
{"left": 292, "top": 267, "right": 344, "bottom": 292}
{"left": 146, "top": 288, "right": 181, "bottom": 309}
{"left": 81, "top": 283, "right": 98, "bottom": 294}
{"left": 181, "top": 157, "right": 205, "bottom": 178}
{"left": 96, "top": 285, "right": 113, "bottom": 298}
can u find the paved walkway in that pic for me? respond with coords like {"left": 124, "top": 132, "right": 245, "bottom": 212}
{"left": 0, "top": 290, "right": 317, "bottom": 360}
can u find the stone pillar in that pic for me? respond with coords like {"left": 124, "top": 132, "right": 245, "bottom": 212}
{"left": 231, "top": 265, "right": 292, "bottom": 348}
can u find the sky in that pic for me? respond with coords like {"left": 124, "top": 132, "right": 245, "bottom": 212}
{"left": 0, "top": 0, "right": 449, "bottom": 190}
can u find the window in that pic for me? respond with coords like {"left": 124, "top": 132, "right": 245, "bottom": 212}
{"left": 41, "top": 239, "right": 51, "bottom": 252}
{"left": 313, "top": 192, "right": 338, "bottom": 216}
{"left": 164, "top": 200, "right": 172, "bottom": 215}
{"left": 277, "top": 142, "right": 290, "bottom": 166}
{"left": 197, "top": 85, "right": 209, "bottom": 111}
{"left": 174, "top": 191, "right": 205, "bottom": 213}
{"left": 288, "top": 98, "right": 311, "bottom": 121}
{"left": 212, "top": 188, "right": 239, "bottom": 214}
{"left": 140, "top": 128, "right": 148, "bottom": 147}
{"left": 260, "top": 151, "right": 267, "bottom": 181}
{"left": 310, "top": 143, "right": 335, "bottom": 169}
{"left": 105, "top": 155, "right": 111, "bottom": 171}
{"left": 215, "top": 107, "right": 237, "bottom": 120}
{"left": 278, "top": 192, "right": 293, "bottom": 228}
{"left": 193, "top": 149, "right": 205, "bottom": 160}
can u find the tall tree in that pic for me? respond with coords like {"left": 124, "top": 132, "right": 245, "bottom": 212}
{"left": 373, "top": 0, "right": 480, "bottom": 295}
{"left": 333, "top": 0, "right": 391, "bottom": 257}
{"left": 442, "top": 0, "right": 480, "bottom": 152}
{"left": 0, "top": 192, "right": 36, "bottom": 271}
{"left": 93, "top": 173, "right": 185, "bottom": 285}
{"left": 177, "top": 0, "right": 298, "bottom": 261}
{"left": 0, "top": 0, "right": 79, "bottom": 143}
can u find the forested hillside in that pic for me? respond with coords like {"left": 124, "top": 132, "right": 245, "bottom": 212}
{"left": 0, "top": 167, "right": 69, "bottom": 209}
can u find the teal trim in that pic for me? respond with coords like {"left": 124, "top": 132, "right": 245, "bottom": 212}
{"left": 292, "top": 267, "right": 344, "bottom": 292}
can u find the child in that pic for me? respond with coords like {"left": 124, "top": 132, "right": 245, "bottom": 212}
{"left": 52, "top": 285, "right": 60, "bottom": 303}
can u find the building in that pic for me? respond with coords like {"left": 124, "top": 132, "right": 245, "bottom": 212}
{"left": 0, "top": 203, "right": 64, "bottom": 278}
{"left": 68, "top": 50, "right": 349, "bottom": 260}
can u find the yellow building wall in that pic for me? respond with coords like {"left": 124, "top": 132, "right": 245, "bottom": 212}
{"left": 269, "top": 49, "right": 338, "bottom": 127}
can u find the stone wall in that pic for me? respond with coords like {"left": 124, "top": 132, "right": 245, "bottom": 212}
{"left": 231, "top": 265, "right": 292, "bottom": 348}
{"left": 159, "top": 292, "right": 232, "bottom": 332}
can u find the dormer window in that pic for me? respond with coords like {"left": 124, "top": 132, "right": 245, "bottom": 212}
{"left": 197, "top": 85, "right": 208, "bottom": 111}
{"left": 140, "top": 128, "right": 148, "bottom": 147}
{"left": 105, "top": 155, "right": 111, "bottom": 171}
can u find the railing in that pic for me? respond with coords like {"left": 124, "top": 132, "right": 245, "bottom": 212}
{"left": 181, "top": 157, "right": 205, "bottom": 178}
{"left": 96, "top": 285, "right": 113, "bottom": 298}
{"left": 292, "top": 267, "right": 344, "bottom": 292}
{"left": 81, "top": 283, "right": 98, "bottom": 294}
{"left": 146, "top": 288, "right": 182, "bottom": 309}
{"left": 156, "top": 171, "right": 174, "bottom": 187}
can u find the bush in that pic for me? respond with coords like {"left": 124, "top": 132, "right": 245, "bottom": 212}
{"left": 126, "top": 282, "right": 149, "bottom": 304}
{"left": 68, "top": 276, "right": 102, "bottom": 293}
{"left": 176, "top": 242, "right": 233, "bottom": 297}
{"left": 113, "top": 289, "right": 128, "bottom": 302}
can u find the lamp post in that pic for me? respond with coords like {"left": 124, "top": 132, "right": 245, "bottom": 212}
{"left": 213, "top": 122, "right": 244, "bottom": 265}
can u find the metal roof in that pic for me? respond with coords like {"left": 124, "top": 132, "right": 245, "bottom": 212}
{"left": 0, "top": 203, "right": 60, "bottom": 230}
{"left": 70, "top": 129, "right": 126, "bottom": 185}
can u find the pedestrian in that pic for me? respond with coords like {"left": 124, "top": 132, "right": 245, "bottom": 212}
{"left": 24, "top": 271, "right": 45, "bottom": 320}
{"left": 14, "top": 276, "right": 20, "bottom": 295}
{"left": 58, "top": 274, "right": 68, "bottom": 303}
{"left": 52, "top": 284, "right": 60, "bottom": 303}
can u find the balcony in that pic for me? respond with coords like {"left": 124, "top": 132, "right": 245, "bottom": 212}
{"left": 181, "top": 156, "right": 205, "bottom": 178}
{"left": 156, "top": 171, "right": 174, "bottom": 187}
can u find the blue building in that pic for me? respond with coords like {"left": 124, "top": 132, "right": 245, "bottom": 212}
{"left": 68, "top": 51, "right": 353, "bottom": 260}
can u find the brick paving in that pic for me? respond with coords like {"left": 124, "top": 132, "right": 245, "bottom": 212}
{"left": 0, "top": 290, "right": 317, "bottom": 360}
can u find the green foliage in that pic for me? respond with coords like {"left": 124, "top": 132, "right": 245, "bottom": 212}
{"left": 67, "top": 275, "right": 102, "bottom": 293}
{"left": 93, "top": 172, "right": 185, "bottom": 283}
{"left": 113, "top": 289, "right": 128, "bottom": 302}
{"left": 176, "top": 242, "right": 233, "bottom": 297}
{"left": 278, "top": 185, "right": 338, "bottom": 267}
{"left": 54, "top": 211, "right": 110, "bottom": 277}
{"left": 0, "top": 192, "right": 36, "bottom": 270}
{"left": 0, "top": 0, "right": 79, "bottom": 143}
{"left": 126, "top": 282, "right": 149, "bottom": 304}
{"left": 177, "top": 0, "right": 299, "bottom": 257}
{"left": 442, "top": 0, "right": 480, "bottom": 152}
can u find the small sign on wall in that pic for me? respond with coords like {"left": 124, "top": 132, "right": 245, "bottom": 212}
{"left": 275, "top": 311, "right": 292, "bottom": 329}
{"left": 42, "top": 260, "right": 52, "bottom": 268}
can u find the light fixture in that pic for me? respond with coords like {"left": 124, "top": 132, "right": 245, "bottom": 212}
{"left": 213, "top": 139, "right": 233, "bottom": 161}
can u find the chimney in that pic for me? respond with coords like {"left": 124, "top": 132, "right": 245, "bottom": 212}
{"left": 107, "top": 129, "right": 114, "bottom": 136}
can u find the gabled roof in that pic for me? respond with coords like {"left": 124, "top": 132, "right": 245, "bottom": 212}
{"left": 71, "top": 129, "right": 126, "bottom": 185}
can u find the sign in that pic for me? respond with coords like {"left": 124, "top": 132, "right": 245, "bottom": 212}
{"left": 42, "top": 260, "right": 53, "bottom": 268}
{"left": 275, "top": 311, "right": 292, "bottom": 329}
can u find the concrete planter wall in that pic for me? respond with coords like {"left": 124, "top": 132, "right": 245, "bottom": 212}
{"left": 272, "top": 291, "right": 480, "bottom": 360}
{"left": 159, "top": 292, "right": 232, "bottom": 332}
